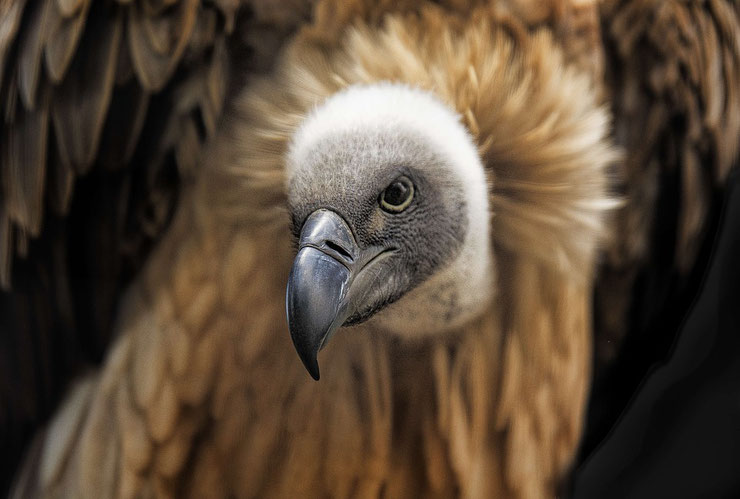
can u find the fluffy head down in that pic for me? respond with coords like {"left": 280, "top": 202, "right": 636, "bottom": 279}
{"left": 286, "top": 83, "right": 493, "bottom": 337}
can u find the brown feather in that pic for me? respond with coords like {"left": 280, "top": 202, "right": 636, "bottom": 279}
{"left": 201, "top": 36, "right": 228, "bottom": 135}
{"left": 213, "top": 0, "right": 240, "bottom": 32}
{"left": 127, "top": 0, "right": 198, "bottom": 92}
{"left": 114, "top": 30, "right": 135, "bottom": 84}
{"left": 173, "top": 117, "right": 201, "bottom": 177}
{"left": 3, "top": 63, "right": 18, "bottom": 122}
{"left": 97, "top": 79, "right": 150, "bottom": 170}
{"left": 43, "top": 0, "right": 89, "bottom": 83}
{"left": 0, "top": 0, "right": 26, "bottom": 88}
{"left": 17, "top": 0, "right": 51, "bottom": 110}
{"left": 55, "top": 0, "right": 83, "bottom": 17}
{"left": 15, "top": 225, "right": 28, "bottom": 257}
{"left": 1, "top": 84, "right": 49, "bottom": 237}
{"left": 47, "top": 133, "right": 74, "bottom": 215}
{"left": 1, "top": 2, "right": 255, "bottom": 491}
{"left": 188, "top": 4, "right": 217, "bottom": 54}
{"left": 50, "top": 2, "right": 122, "bottom": 172}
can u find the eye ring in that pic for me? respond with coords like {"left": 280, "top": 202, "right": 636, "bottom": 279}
{"left": 380, "top": 176, "right": 415, "bottom": 213}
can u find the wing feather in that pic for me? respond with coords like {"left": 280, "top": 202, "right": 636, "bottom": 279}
{"left": 43, "top": 0, "right": 89, "bottom": 83}
{"left": 0, "top": 1, "right": 310, "bottom": 493}
{"left": 55, "top": 0, "right": 82, "bottom": 17}
{"left": 17, "top": 0, "right": 50, "bottom": 109}
{"left": 97, "top": 79, "right": 150, "bottom": 170}
{"left": 0, "top": 0, "right": 26, "bottom": 86}
{"left": 127, "top": 0, "right": 198, "bottom": 92}
{"left": 50, "top": 1, "right": 122, "bottom": 173}
{"left": 1, "top": 84, "right": 49, "bottom": 240}
{"left": 47, "top": 132, "right": 74, "bottom": 215}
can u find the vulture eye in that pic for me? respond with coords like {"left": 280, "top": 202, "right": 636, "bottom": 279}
{"left": 380, "top": 176, "right": 414, "bottom": 213}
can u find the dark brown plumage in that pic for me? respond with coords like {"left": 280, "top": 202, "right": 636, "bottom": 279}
{"left": 595, "top": 0, "right": 740, "bottom": 364}
{"left": 0, "top": 0, "right": 311, "bottom": 493}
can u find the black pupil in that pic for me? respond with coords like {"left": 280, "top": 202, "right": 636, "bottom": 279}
{"left": 384, "top": 180, "right": 410, "bottom": 206}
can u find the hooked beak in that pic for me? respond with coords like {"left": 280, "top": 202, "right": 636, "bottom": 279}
{"left": 286, "top": 209, "right": 389, "bottom": 380}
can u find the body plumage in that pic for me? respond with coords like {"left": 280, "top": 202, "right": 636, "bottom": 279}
{"left": 2, "top": 1, "right": 737, "bottom": 498}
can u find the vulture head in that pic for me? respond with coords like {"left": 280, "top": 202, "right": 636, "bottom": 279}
{"left": 285, "top": 83, "right": 493, "bottom": 379}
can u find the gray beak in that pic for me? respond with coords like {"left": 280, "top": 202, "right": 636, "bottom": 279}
{"left": 286, "top": 209, "right": 387, "bottom": 380}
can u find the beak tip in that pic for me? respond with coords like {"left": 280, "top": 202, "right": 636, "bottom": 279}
{"left": 302, "top": 353, "right": 321, "bottom": 381}
{"left": 288, "top": 320, "right": 324, "bottom": 380}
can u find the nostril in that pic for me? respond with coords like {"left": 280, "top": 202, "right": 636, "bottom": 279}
{"left": 325, "top": 240, "right": 353, "bottom": 261}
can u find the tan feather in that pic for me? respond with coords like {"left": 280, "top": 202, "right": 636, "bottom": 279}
{"left": 2, "top": 84, "right": 49, "bottom": 237}
{"left": 118, "top": 381, "right": 153, "bottom": 474}
{"left": 146, "top": 377, "right": 180, "bottom": 443}
{"left": 201, "top": 36, "right": 228, "bottom": 135}
{"left": 188, "top": 4, "right": 217, "bottom": 53}
{"left": 17, "top": 0, "right": 52, "bottom": 110}
{"left": 38, "top": 376, "right": 95, "bottom": 489}
{"left": 2, "top": 65, "right": 19, "bottom": 121}
{"left": 43, "top": 0, "right": 89, "bottom": 83}
{"left": 55, "top": 0, "right": 83, "bottom": 17}
{"left": 127, "top": 0, "right": 198, "bottom": 92}
{"left": 172, "top": 117, "right": 201, "bottom": 178}
{"left": 213, "top": 0, "right": 239, "bottom": 32}
{"left": 0, "top": 0, "right": 26, "bottom": 87}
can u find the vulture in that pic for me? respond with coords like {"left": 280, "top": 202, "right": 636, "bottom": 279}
{"left": 0, "top": 0, "right": 737, "bottom": 497}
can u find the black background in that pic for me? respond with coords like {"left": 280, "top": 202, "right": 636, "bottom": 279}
{"left": 572, "top": 170, "right": 740, "bottom": 498}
